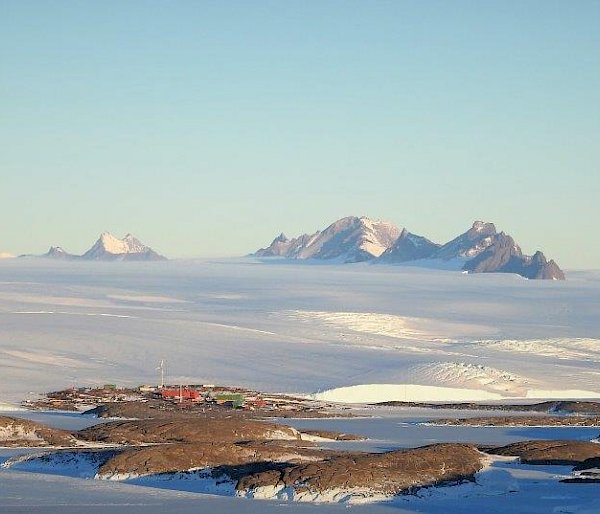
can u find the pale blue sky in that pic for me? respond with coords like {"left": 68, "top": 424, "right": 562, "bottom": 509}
{"left": 1, "top": 1, "right": 599, "bottom": 268}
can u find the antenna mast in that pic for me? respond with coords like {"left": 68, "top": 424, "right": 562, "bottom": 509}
{"left": 157, "top": 359, "right": 166, "bottom": 389}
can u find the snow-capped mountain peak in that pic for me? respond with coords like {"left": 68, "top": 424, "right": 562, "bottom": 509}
{"left": 253, "top": 215, "right": 401, "bottom": 263}
{"left": 471, "top": 220, "right": 496, "bottom": 233}
{"left": 92, "top": 232, "right": 149, "bottom": 255}
{"left": 82, "top": 233, "right": 166, "bottom": 261}
{"left": 251, "top": 216, "right": 565, "bottom": 280}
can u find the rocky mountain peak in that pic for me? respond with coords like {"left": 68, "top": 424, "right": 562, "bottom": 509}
{"left": 253, "top": 215, "right": 401, "bottom": 263}
{"left": 251, "top": 216, "right": 565, "bottom": 280}
{"left": 470, "top": 221, "right": 497, "bottom": 235}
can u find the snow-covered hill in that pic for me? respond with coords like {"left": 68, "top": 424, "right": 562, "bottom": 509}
{"left": 0, "top": 260, "right": 597, "bottom": 406}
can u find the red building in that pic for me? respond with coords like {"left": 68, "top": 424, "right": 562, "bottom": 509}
{"left": 160, "top": 388, "right": 200, "bottom": 401}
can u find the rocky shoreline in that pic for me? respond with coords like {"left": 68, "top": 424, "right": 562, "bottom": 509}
{"left": 4, "top": 393, "right": 600, "bottom": 503}
{"left": 423, "top": 415, "right": 600, "bottom": 427}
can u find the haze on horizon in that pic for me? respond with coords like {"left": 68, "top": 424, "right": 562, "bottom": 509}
{"left": 1, "top": 1, "right": 599, "bottom": 269}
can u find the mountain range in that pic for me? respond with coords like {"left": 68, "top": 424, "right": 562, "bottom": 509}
{"left": 21, "top": 233, "right": 166, "bottom": 261}
{"left": 252, "top": 216, "right": 565, "bottom": 280}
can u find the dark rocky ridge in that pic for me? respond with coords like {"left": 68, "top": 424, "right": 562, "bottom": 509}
{"left": 428, "top": 416, "right": 600, "bottom": 427}
{"left": 96, "top": 441, "right": 338, "bottom": 478}
{"left": 463, "top": 233, "right": 565, "bottom": 280}
{"left": 7, "top": 440, "right": 486, "bottom": 502}
{"left": 371, "top": 400, "right": 600, "bottom": 415}
{"left": 236, "top": 443, "right": 484, "bottom": 498}
{"left": 77, "top": 418, "right": 301, "bottom": 445}
{"left": 489, "top": 440, "right": 600, "bottom": 465}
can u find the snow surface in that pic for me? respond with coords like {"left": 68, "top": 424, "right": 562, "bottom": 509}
{"left": 312, "top": 384, "right": 505, "bottom": 403}
{"left": 98, "top": 233, "right": 145, "bottom": 255}
{"left": 0, "top": 403, "right": 24, "bottom": 412}
{"left": 0, "top": 259, "right": 599, "bottom": 405}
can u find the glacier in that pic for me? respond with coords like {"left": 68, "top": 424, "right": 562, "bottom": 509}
{"left": 0, "top": 258, "right": 598, "bottom": 405}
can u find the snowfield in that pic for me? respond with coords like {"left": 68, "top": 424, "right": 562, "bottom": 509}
{"left": 0, "top": 259, "right": 599, "bottom": 406}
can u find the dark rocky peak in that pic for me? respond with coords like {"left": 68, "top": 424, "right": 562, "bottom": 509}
{"left": 272, "top": 233, "right": 289, "bottom": 244}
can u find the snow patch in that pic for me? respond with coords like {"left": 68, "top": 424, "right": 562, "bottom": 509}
{"left": 476, "top": 338, "right": 600, "bottom": 362}
{"left": 239, "top": 484, "right": 390, "bottom": 504}
{"left": 2, "top": 450, "right": 116, "bottom": 478}
{"left": 526, "top": 389, "right": 600, "bottom": 399}
{"left": 286, "top": 310, "right": 459, "bottom": 342}
{"left": 0, "top": 402, "right": 24, "bottom": 412}
{"left": 3, "top": 350, "right": 93, "bottom": 368}
{"left": 312, "top": 384, "right": 505, "bottom": 403}
{"left": 409, "top": 362, "right": 529, "bottom": 397}
{"left": 0, "top": 425, "right": 43, "bottom": 443}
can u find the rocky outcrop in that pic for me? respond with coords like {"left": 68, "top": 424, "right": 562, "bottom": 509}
{"left": 82, "top": 400, "right": 186, "bottom": 419}
{"left": 436, "top": 221, "right": 498, "bottom": 260}
{"left": 429, "top": 416, "right": 600, "bottom": 427}
{"left": 77, "top": 418, "right": 301, "bottom": 445}
{"left": 372, "top": 400, "right": 600, "bottom": 415}
{"left": 299, "top": 429, "right": 365, "bottom": 441}
{"left": 378, "top": 228, "right": 440, "bottom": 263}
{"left": 463, "top": 235, "right": 565, "bottom": 280}
{"left": 523, "top": 251, "right": 565, "bottom": 280}
{"left": 5, "top": 440, "right": 484, "bottom": 503}
{"left": 253, "top": 233, "right": 292, "bottom": 257}
{"left": 550, "top": 401, "right": 600, "bottom": 415}
{"left": 96, "top": 441, "right": 335, "bottom": 478}
{"left": 0, "top": 416, "right": 79, "bottom": 447}
{"left": 565, "top": 457, "right": 600, "bottom": 482}
{"left": 489, "top": 440, "right": 600, "bottom": 465}
{"left": 236, "top": 443, "right": 484, "bottom": 501}
{"left": 253, "top": 216, "right": 401, "bottom": 263}
{"left": 43, "top": 246, "right": 75, "bottom": 259}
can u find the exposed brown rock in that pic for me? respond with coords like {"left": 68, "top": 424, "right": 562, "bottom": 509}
{"left": 430, "top": 416, "right": 600, "bottom": 427}
{"left": 78, "top": 418, "right": 301, "bottom": 445}
{"left": 300, "top": 429, "right": 365, "bottom": 441}
{"left": 489, "top": 440, "right": 600, "bottom": 465}
{"left": 237, "top": 443, "right": 484, "bottom": 497}
{"left": 97, "top": 442, "right": 338, "bottom": 478}
{"left": 82, "top": 401, "right": 351, "bottom": 421}
{"left": 373, "top": 400, "right": 600, "bottom": 415}
{"left": 553, "top": 401, "right": 600, "bottom": 415}
{"left": 0, "top": 416, "right": 78, "bottom": 447}
{"left": 82, "top": 401, "right": 216, "bottom": 420}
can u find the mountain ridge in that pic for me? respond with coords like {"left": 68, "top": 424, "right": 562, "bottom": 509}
{"left": 21, "top": 233, "right": 166, "bottom": 261}
{"left": 254, "top": 216, "right": 401, "bottom": 263}
{"left": 252, "top": 217, "right": 565, "bottom": 280}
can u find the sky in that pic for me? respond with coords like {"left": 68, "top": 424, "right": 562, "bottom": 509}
{"left": 1, "top": 1, "right": 599, "bottom": 268}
